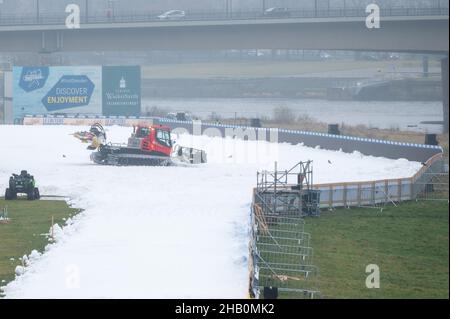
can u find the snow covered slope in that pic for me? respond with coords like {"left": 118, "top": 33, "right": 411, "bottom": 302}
{"left": 0, "top": 125, "right": 421, "bottom": 298}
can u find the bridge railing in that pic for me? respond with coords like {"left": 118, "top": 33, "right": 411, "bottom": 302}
{"left": 0, "top": 7, "right": 448, "bottom": 27}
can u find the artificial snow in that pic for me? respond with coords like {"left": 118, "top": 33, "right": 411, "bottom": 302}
{"left": 0, "top": 125, "right": 422, "bottom": 298}
{"left": 28, "top": 250, "right": 41, "bottom": 262}
{"left": 15, "top": 266, "right": 25, "bottom": 276}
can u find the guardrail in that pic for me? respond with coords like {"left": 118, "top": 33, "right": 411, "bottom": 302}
{"left": 0, "top": 7, "right": 448, "bottom": 27}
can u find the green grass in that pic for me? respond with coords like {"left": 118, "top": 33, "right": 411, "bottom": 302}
{"left": 1, "top": 198, "right": 448, "bottom": 298}
{"left": 303, "top": 201, "right": 449, "bottom": 299}
{"left": 0, "top": 198, "right": 78, "bottom": 289}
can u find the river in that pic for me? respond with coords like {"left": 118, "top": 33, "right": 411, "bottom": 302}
{"left": 142, "top": 98, "right": 444, "bottom": 134}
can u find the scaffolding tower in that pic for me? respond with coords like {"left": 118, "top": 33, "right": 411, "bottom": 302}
{"left": 256, "top": 161, "right": 320, "bottom": 217}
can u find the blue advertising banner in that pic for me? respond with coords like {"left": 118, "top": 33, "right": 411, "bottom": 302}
{"left": 19, "top": 67, "right": 49, "bottom": 92}
{"left": 13, "top": 66, "right": 141, "bottom": 121}
{"left": 42, "top": 75, "right": 95, "bottom": 111}
{"left": 13, "top": 66, "right": 102, "bottom": 121}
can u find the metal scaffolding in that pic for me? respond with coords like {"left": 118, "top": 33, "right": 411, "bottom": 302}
{"left": 249, "top": 161, "right": 321, "bottom": 299}
{"left": 413, "top": 156, "right": 449, "bottom": 202}
{"left": 256, "top": 161, "right": 320, "bottom": 217}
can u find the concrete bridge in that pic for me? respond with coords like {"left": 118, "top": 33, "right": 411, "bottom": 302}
{"left": 0, "top": 9, "right": 448, "bottom": 53}
{"left": 0, "top": 8, "right": 448, "bottom": 130}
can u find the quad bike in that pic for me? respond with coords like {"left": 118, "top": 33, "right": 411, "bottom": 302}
{"left": 5, "top": 170, "right": 40, "bottom": 200}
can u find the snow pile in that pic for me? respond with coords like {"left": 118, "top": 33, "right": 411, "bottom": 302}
{"left": 48, "top": 224, "right": 64, "bottom": 242}
{"left": 0, "top": 125, "right": 421, "bottom": 298}
{"left": 15, "top": 266, "right": 25, "bottom": 277}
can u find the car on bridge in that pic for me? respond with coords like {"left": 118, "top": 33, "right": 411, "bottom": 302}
{"left": 263, "top": 7, "right": 291, "bottom": 18}
{"left": 157, "top": 10, "right": 186, "bottom": 21}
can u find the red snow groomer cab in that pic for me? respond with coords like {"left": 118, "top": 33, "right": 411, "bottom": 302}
{"left": 130, "top": 125, "right": 173, "bottom": 157}
{"left": 90, "top": 124, "right": 207, "bottom": 166}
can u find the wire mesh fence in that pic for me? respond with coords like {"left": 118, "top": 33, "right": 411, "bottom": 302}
{"left": 414, "top": 172, "right": 449, "bottom": 201}
{"left": 413, "top": 155, "right": 449, "bottom": 202}
{"left": 250, "top": 161, "right": 321, "bottom": 299}
{"left": 249, "top": 204, "right": 320, "bottom": 299}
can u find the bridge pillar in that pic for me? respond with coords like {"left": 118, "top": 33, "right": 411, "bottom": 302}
{"left": 422, "top": 56, "right": 429, "bottom": 78}
{"left": 442, "top": 57, "right": 449, "bottom": 133}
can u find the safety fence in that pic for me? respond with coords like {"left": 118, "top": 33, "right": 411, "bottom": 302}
{"left": 413, "top": 157, "right": 449, "bottom": 201}
{"left": 249, "top": 161, "right": 321, "bottom": 299}
{"left": 20, "top": 115, "right": 443, "bottom": 163}
{"left": 312, "top": 153, "right": 447, "bottom": 209}
{"left": 157, "top": 117, "right": 443, "bottom": 163}
{"left": 249, "top": 193, "right": 320, "bottom": 299}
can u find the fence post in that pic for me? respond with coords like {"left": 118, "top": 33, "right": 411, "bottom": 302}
{"left": 371, "top": 181, "right": 376, "bottom": 205}
{"left": 409, "top": 178, "right": 414, "bottom": 200}
{"left": 329, "top": 185, "right": 333, "bottom": 209}
{"left": 384, "top": 180, "right": 389, "bottom": 203}
{"left": 357, "top": 183, "right": 362, "bottom": 206}
{"left": 343, "top": 184, "right": 347, "bottom": 207}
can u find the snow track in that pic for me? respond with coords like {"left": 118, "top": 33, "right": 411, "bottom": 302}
{"left": 0, "top": 125, "right": 421, "bottom": 298}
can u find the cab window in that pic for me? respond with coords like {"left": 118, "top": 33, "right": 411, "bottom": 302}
{"left": 136, "top": 127, "right": 150, "bottom": 138}
{"left": 156, "top": 129, "right": 171, "bottom": 147}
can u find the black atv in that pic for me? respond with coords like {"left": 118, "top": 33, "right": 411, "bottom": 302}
{"left": 5, "top": 170, "right": 40, "bottom": 201}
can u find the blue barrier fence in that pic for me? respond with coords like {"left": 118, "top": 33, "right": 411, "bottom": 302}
{"left": 21, "top": 114, "right": 443, "bottom": 163}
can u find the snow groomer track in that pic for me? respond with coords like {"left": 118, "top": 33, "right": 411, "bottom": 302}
{"left": 0, "top": 124, "right": 433, "bottom": 298}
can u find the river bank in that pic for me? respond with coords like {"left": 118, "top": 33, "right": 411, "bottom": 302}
{"left": 142, "top": 77, "right": 442, "bottom": 101}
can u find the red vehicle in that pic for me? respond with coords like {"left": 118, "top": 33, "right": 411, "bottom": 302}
{"left": 130, "top": 125, "right": 173, "bottom": 157}
{"left": 86, "top": 124, "right": 206, "bottom": 166}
